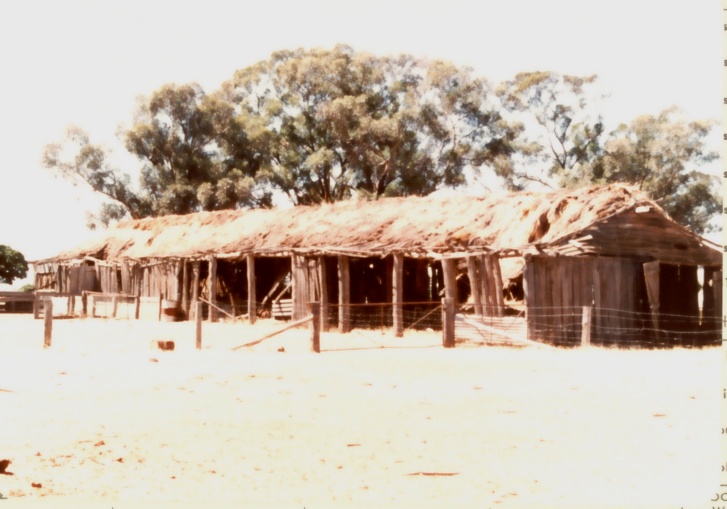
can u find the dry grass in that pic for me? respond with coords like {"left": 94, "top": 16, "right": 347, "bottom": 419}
{"left": 43, "top": 184, "right": 659, "bottom": 263}
{"left": 0, "top": 314, "right": 721, "bottom": 508}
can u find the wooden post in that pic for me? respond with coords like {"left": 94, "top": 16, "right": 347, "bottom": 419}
{"left": 135, "top": 295, "right": 141, "bottom": 320}
{"left": 208, "top": 256, "right": 218, "bottom": 322}
{"left": 181, "top": 258, "right": 189, "bottom": 319}
{"left": 581, "top": 305, "right": 592, "bottom": 347}
{"left": 158, "top": 292, "right": 163, "bottom": 321}
{"left": 190, "top": 261, "right": 200, "bottom": 321}
{"left": 442, "top": 258, "right": 457, "bottom": 302}
{"left": 338, "top": 255, "right": 351, "bottom": 333}
{"left": 112, "top": 295, "right": 118, "bottom": 318}
{"left": 478, "top": 255, "right": 491, "bottom": 316}
{"left": 309, "top": 301, "right": 321, "bottom": 353}
{"left": 247, "top": 254, "right": 256, "bottom": 325}
{"left": 291, "top": 255, "right": 309, "bottom": 321}
{"left": 319, "top": 256, "right": 329, "bottom": 332}
{"left": 44, "top": 299, "right": 53, "bottom": 348}
{"left": 91, "top": 294, "right": 97, "bottom": 318}
{"left": 33, "top": 292, "right": 40, "bottom": 319}
{"left": 467, "top": 256, "right": 482, "bottom": 316}
{"left": 491, "top": 254, "right": 505, "bottom": 317}
{"left": 81, "top": 291, "right": 88, "bottom": 318}
{"left": 196, "top": 301, "right": 203, "bottom": 350}
{"left": 392, "top": 253, "right": 404, "bottom": 337}
{"left": 442, "top": 297, "right": 455, "bottom": 348}
{"left": 643, "top": 261, "right": 660, "bottom": 342}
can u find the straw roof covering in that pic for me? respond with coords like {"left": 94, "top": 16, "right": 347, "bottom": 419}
{"left": 38, "top": 184, "right": 720, "bottom": 268}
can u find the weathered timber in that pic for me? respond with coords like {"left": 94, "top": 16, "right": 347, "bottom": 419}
{"left": 208, "top": 256, "right": 218, "bottom": 322}
{"left": 247, "top": 254, "right": 256, "bottom": 324}
{"left": 319, "top": 256, "right": 329, "bottom": 332}
{"left": 466, "top": 256, "right": 482, "bottom": 316}
{"left": 190, "top": 261, "right": 200, "bottom": 321}
{"left": 393, "top": 253, "right": 404, "bottom": 337}
{"left": 44, "top": 299, "right": 52, "bottom": 348}
{"left": 643, "top": 261, "right": 660, "bottom": 339}
{"left": 442, "top": 297, "right": 455, "bottom": 348}
{"left": 581, "top": 306, "right": 592, "bottom": 347}
{"left": 441, "top": 258, "right": 457, "bottom": 302}
{"left": 196, "top": 302, "right": 203, "bottom": 350}
{"left": 231, "top": 314, "right": 314, "bottom": 351}
{"left": 181, "top": 259, "right": 189, "bottom": 317}
{"left": 338, "top": 255, "right": 351, "bottom": 333}
{"left": 309, "top": 301, "right": 321, "bottom": 353}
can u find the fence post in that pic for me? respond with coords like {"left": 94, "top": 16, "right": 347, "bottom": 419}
{"left": 196, "top": 302, "right": 203, "bottom": 350}
{"left": 309, "top": 302, "right": 321, "bottom": 353}
{"left": 33, "top": 292, "right": 40, "bottom": 319}
{"left": 135, "top": 295, "right": 141, "bottom": 320}
{"left": 581, "top": 305, "right": 592, "bottom": 347}
{"left": 44, "top": 299, "right": 53, "bottom": 348}
{"left": 442, "top": 297, "right": 455, "bottom": 348}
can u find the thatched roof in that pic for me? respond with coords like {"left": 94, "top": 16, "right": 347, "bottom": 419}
{"left": 37, "top": 184, "right": 720, "bottom": 268}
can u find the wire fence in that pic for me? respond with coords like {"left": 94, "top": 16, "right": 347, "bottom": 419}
{"left": 36, "top": 293, "right": 722, "bottom": 350}
{"left": 524, "top": 305, "right": 721, "bottom": 349}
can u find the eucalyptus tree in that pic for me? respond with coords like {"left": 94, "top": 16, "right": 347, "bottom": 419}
{"left": 496, "top": 71, "right": 605, "bottom": 190}
{"left": 44, "top": 83, "right": 270, "bottom": 227}
{"left": 580, "top": 108, "right": 719, "bottom": 233}
{"left": 222, "top": 45, "right": 517, "bottom": 204}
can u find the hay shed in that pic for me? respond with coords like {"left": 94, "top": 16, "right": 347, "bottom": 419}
{"left": 31, "top": 184, "right": 722, "bottom": 346}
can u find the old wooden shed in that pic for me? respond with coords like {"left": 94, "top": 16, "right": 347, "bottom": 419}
{"left": 31, "top": 184, "right": 722, "bottom": 347}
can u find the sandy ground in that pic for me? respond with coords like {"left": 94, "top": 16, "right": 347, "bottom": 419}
{"left": 0, "top": 314, "right": 722, "bottom": 508}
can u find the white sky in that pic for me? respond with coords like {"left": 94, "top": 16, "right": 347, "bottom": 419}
{"left": 0, "top": 0, "right": 722, "bottom": 269}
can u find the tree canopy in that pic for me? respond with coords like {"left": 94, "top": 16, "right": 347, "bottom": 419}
{"left": 43, "top": 46, "right": 720, "bottom": 234}
{"left": 0, "top": 245, "right": 28, "bottom": 285}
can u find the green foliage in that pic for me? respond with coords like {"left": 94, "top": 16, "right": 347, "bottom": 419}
{"left": 42, "top": 48, "right": 719, "bottom": 234}
{"left": 223, "top": 45, "right": 517, "bottom": 204}
{"left": 496, "top": 71, "right": 604, "bottom": 189}
{"left": 20, "top": 284, "right": 35, "bottom": 292}
{"left": 0, "top": 245, "right": 28, "bottom": 285}
{"left": 573, "top": 108, "right": 720, "bottom": 233}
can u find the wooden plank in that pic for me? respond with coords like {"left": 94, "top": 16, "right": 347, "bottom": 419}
{"left": 467, "top": 256, "right": 482, "bottom": 316}
{"left": 338, "top": 255, "right": 351, "bottom": 333}
{"left": 392, "top": 253, "right": 404, "bottom": 337}
{"left": 491, "top": 254, "right": 505, "bottom": 317}
{"left": 291, "top": 255, "right": 308, "bottom": 321}
{"left": 558, "top": 260, "right": 571, "bottom": 342}
{"left": 247, "top": 254, "right": 256, "bottom": 325}
{"left": 481, "top": 255, "right": 493, "bottom": 316}
{"left": 522, "top": 257, "right": 536, "bottom": 340}
{"left": 713, "top": 270, "right": 723, "bottom": 321}
{"left": 121, "top": 262, "right": 131, "bottom": 295}
{"left": 581, "top": 306, "right": 592, "bottom": 347}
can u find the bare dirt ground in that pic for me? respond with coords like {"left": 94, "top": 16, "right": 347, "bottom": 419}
{"left": 0, "top": 314, "right": 721, "bottom": 508}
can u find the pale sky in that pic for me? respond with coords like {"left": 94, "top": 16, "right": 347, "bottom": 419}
{"left": 0, "top": 0, "right": 722, "bottom": 271}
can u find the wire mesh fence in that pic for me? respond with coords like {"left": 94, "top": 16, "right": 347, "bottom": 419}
{"left": 36, "top": 292, "right": 721, "bottom": 350}
{"left": 524, "top": 305, "right": 720, "bottom": 348}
